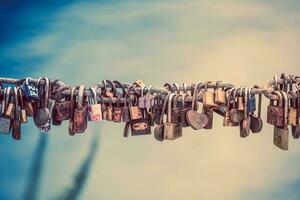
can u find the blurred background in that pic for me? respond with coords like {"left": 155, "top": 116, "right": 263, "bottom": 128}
{"left": 0, "top": 0, "right": 300, "bottom": 200}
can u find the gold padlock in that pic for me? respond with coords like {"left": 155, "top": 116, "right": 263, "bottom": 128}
{"left": 4, "top": 87, "right": 15, "bottom": 119}
{"left": 18, "top": 88, "right": 28, "bottom": 123}
{"left": 202, "top": 81, "right": 218, "bottom": 108}
{"left": 214, "top": 81, "right": 226, "bottom": 105}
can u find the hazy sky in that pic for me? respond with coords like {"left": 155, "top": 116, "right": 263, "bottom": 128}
{"left": 0, "top": 1, "right": 300, "bottom": 200}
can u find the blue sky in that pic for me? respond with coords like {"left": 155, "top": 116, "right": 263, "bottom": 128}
{"left": 0, "top": 1, "right": 300, "bottom": 200}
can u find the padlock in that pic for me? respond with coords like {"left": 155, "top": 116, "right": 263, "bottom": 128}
{"left": 267, "top": 91, "right": 284, "bottom": 126}
{"left": 54, "top": 86, "right": 72, "bottom": 121}
{"left": 88, "top": 86, "right": 102, "bottom": 122}
{"left": 71, "top": 85, "right": 88, "bottom": 134}
{"left": 130, "top": 117, "right": 151, "bottom": 136}
{"left": 12, "top": 87, "right": 21, "bottom": 140}
{"left": 237, "top": 87, "right": 244, "bottom": 111}
{"left": 144, "top": 86, "right": 155, "bottom": 109}
{"left": 247, "top": 87, "right": 256, "bottom": 113}
{"left": 164, "top": 93, "right": 182, "bottom": 140}
{"left": 240, "top": 87, "right": 251, "bottom": 138}
{"left": 186, "top": 83, "right": 208, "bottom": 130}
{"left": 250, "top": 89, "right": 263, "bottom": 133}
{"left": 34, "top": 77, "right": 51, "bottom": 127}
{"left": 287, "top": 91, "right": 297, "bottom": 126}
{"left": 129, "top": 104, "right": 143, "bottom": 120}
{"left": 138, "top": 86, "right": 146, "bottom": 108}
{"left": 202, "top": 105, "right": 213, "bottom": 129}
{"left": 214, "top": 81, "right": 226, "bottom": 105}
{"left": 154, "top": 92, "right": 163, "bottom": 125}
{"left": 21, "top": 77, "right": 39, "bottom": 101}
{"left": 273, "top": 91, "right": 289, "bottom": 150}
{"left": 229, "top": 88, "right": 243, "bottom": 123}
{"left": 122, "top": 96, "right": 131, "bottom": 122}
{"left": 180, "top": 93, "right": 190, "bottom": 127}
{"left": 171, "top": 94, "right": 182, "bottom": 124}
{"left": 4, "top": 87, "right": 15, "bottom": 119}
{"left": 223, "top": 88, "right": 239, "bottom": 127}
{"left": 0, "top": 88, "right": 12, "bottom": 134}
{"left": 113, "top": 97, "right": 122, "bottom": 123}
{"left": 102, "top": 80, "right": 116, "bottom": 98}
{"left": 153, "top": 93, "right": 170, "bottom": 141}
{"left": 202, "top": 81, "right": 218, "bottom": 108}
{"left": 18, "top": 88, "right": 28, "bottom": 123}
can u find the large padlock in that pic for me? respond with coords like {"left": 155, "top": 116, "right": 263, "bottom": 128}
{"left": 21, "top": 77, "right": 39, "bottom": 101}
{"left": 153, "top": 93, "right": 170, "bottom": 141}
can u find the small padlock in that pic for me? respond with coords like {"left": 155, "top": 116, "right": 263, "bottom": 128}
{"left": 214, "top": 81, "right": 226, "bottom": 105}
{"left": 4, "top": 87, "right": 15, "bottom": 119}
{"left": 88, "top": 86, "right": 102, "bottom": 122}
{"left": 122, "top": 96, "right": 131, "bottom": 122}
{"left": 18, "top": 88, "right": 28, "bottom": 123}
{"left": 273, "top": 91, "right": 289, "bottom": 150}
{"left": 54, "top": 86, "right": 72, "bottom": 121}
{"left": 0, "top": 88, "right": 12, "bottom": 134}
{"left": 223, "top": 88, "right": 239, "bottom": 127}
{"left": 21, "top": 77, "right": 39, "bottom": 101}
{"left": 247, "top": 87, "right": 256, "bottom": 113}
{"left": 287, "top": 91, "right": 297, "bottom": 126}
{"left": 229, "top": 88, "right": 244, "bottom": 123}
{"left": 164, "top": 93, "right": 182, "bottom": 140}
{"left": 34, "top": 77, "right": 51, "bottom": 127}
{"left": 267, "top": 91, "right": 284, "bottom": 126}
{"left": 113, "top": 97, "right": 122, "bottom": 123}
{"left": 186, "top": 83, "right": 208, "bottom": 130}
{"left": 240, "top": 87, "right": 251, "bottom": 138}
{"left": 71, "top": 85, "right": 88, "bottom": 134}
{"left": 237, "top": 87, "right": 244, "bottom": 111}
{"left": 250, "top": 89, "right": 263, "bottom": 133}
{"left": 202, "top": 81, "right": 218, "bottom": 108}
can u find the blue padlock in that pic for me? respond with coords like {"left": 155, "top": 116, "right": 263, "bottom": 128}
{"left": 21, "top": 77, "right": 39, "bottom": 101}
{"left": 247, "top": 87, "right": 256, "bottom": 113}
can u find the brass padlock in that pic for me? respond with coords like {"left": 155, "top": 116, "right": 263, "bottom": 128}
{"left": 214, "top": 81, "right": 226, "bottom": 105}
{"left": 129, "top": 103, "right": 143, "bottom": 120}
{"left": 4, "top": 87, "right": 15, "bottom": 119}
{"left": 202, "top": 81, "right": 218, "bottom": 108}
